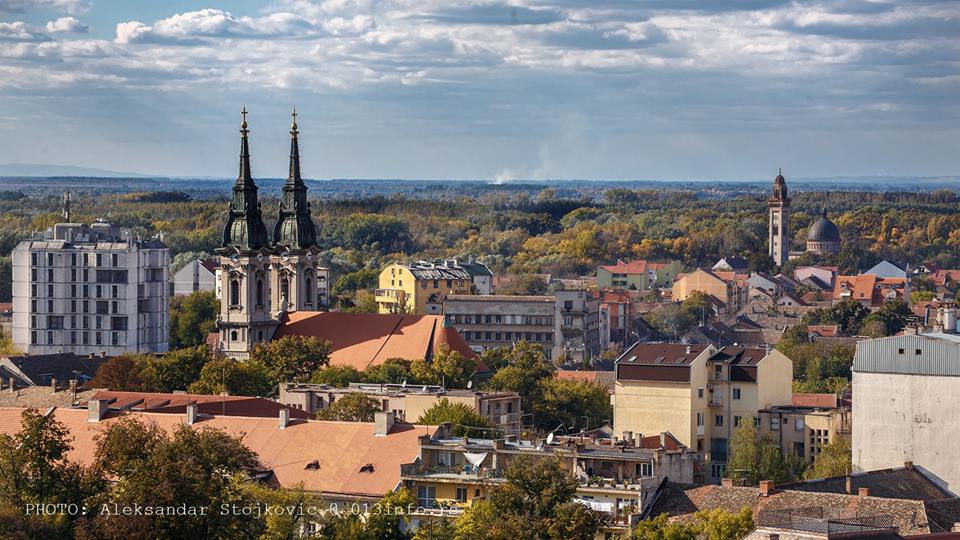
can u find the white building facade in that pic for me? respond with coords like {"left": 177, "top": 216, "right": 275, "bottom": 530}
{"left": 852, "top": 333, "right": 960, "bottom": 494}
{"left": 12, "top": 220, "right": 169, "bottom": 355}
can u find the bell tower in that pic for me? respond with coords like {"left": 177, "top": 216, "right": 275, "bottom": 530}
{"left": 215, "top": 108, "right": 278, "bottom": 358}
{"left": 271, "top": 109, "right": 323, "bottom": 316}
{"left": 768, "top": 169, "right": 790, "bottom": 267}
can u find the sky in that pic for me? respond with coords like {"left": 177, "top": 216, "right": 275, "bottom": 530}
{"left": 0, "top": 0, "right": 957, "bottom": 180}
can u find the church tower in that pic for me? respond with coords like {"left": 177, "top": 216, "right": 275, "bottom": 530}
{"left": 270, "top": 109, "right": 323, "bottom": 317}
{"left": 768, "top": 169, "right": 790, "bottom": 267}
{"left": 216, "top": 109, "right": 278, "bottom": 358}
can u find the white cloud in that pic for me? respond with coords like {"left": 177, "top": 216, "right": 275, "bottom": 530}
{"left": 0, "top": 21, "right": 48, "bottom": 42}
{"left": 45, "top": 16, "right": 89, "bottom": 33}
{"left": 0, "top": 0, "right": 87, "bottom": 14}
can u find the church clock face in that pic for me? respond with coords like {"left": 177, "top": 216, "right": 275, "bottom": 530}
{"left": 257, "top": 252, "right": 264, "bottom": 262}
{"left": 281, "top": 250, "right": 290, "bottom": 261}
{"left": 230, "top": 251, "right": 240, "bottom": 263}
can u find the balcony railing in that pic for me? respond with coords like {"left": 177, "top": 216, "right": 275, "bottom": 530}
{"left": 708, "top": 398, "right": 723, "bottom": 408}
{"left": 401, "top": 463, "right": 503, "bottom": 480}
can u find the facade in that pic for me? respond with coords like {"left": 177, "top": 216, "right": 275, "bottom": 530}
{"left": 758, "top": 404, "right": 851, "bottom": 464}
{"left": 216, "top": 110, "right": 328, "bottom": 359}
{"left": 401, "top": 425, "right": 696, "bottom": 537}
{"left": 12, "top": 220, "right": 169, "bottom": 355}
{"left": 279, "top": 382, "right": 521, "bottom": 431}
{"left": 672, "top": 268, "right": 747, "bottom": 312}
{"left": 172, "top": 258, "right": 218, "bottom": 296}
{"left": 769, "top": 170, "right": 791, "bottom": 267}
{"left": 596, "top": 259, "right": 681, "bottom": 290}
{"left": 613, "top": 343, "right": 793, "bottom": 481}
{"left": 834, "top": 274, "right": 909, "bottom": 308}
{"left": 852, "top": 333, "right": 960, "bottom": 493}
{"left": 442, "top": 290, "right": 601, "bottom": 363}
{"left": 376, "top": 259, "right": 491, "bottom": 315}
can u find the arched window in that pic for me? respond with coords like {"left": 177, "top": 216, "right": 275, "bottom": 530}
{"left": 280, "top": 275, "right": 290, "bottom": 307}
{"left": 255, "top": 278, "right": 264, "bottom": 308}
{"left": 229, "top": 278, "right": 240, "bottom": 307}
{"left": 305, "top": 273, "right": 313, "bottom": 306}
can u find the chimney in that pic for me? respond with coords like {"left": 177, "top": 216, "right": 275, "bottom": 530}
{"left": 905, "top": 461, "right": 914, "bottom": 471}
{"left": 858, "top": 487, "right": 870, "bottom": 497}
{"left": 660, "top": 433, "right": 667, "bottom": 448}
{"left": 279, "top": 408, "right": 290, "bottom": 430}
{"left": 721, "top": 478, "right": 733, "bottom": 487}
{"left": 685, "top": 345, "right": 691, "bottom": 354}
{"left": 50, "top": 378, "right": 57, "bottom": 393}
{"left": 69, "top": 379, "right": 77, "bottom": 392}
{"left": 623, "top": 431, "right": 633, "bottom": 446}
{"left": 634, "top": 433, "right": 643, "bottom": 447}
{"left": 186, "top": 403, "right": 198, "bottom": 425}
{"left": 7, "top": 377, "right": 14, "bottom": 393}
{"left": 87, "top": 399, "right": 109, "bottom": 422}
{"left": 100, "top": 351, "right": 106, "bottom": 358}
{"left": 759, "top": 480, "right": 775, "bottom": 497}
{"left": 374, "top": 411, "right": 395, "bottom": 436}
{"left": 845, "top": 475, "right": 853, "bottom": 494}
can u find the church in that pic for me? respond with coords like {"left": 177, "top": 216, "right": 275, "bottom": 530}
{"left": 215, "top": 109, "right": 327, "bottom": 359}
{"left": 767, "top": 170, "right": 842, "bottom": 267}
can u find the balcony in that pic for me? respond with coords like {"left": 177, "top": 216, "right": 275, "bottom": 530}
{"left": 708, "top": 397, "right": 723, "bottom": 408}
{"left": 400, "top": 463, "right": 503, "bottom": 481}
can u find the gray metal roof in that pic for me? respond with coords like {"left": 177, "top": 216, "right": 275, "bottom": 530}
{"left": 853, "top": 334, "right": 960, "bottom": 377}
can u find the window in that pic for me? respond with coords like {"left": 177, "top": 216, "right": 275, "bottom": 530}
{"left": 30, "top": 331, "right": 36, "bottom": 345}
{"left": 770, "top": 417, "right": 780, "bottom": 431}
{"left": 715, "top": 415, "right": 724, "bottom": 427}
{"left": 31, "top": 253, "right": 37, "bottom": 266}
{"left": 753, "top": 417, "right": 760, "bottom": 427}
{"left": 795, "top": 418, "right": 804, "bottom": 431}
{"left": 696, "top": 412, "right": 704, "bottom": 426}
{"left": 255, "top": 278, "right": 264, "bottom": 307}
{"left": 417, "top": 485, "right": 436, "bottom": 508}
{"left": 732, "top": 388, "right": 741, "bottom": 400}
{"left": 305, "top": 276, "right": 313, "bottom": 305}
{"left": 48, "top": 316, "right": 64, "bottom": 330}
{"left": 230, "top": 279, "right": 241, "bottom": 307}
{"left": 734, "top": 416, "right": 743, "bottom": 427}
{"left": 698, "top": 388, "right": 704, "bottom": 399}
{"left": 455, "top": 487, "right": 467, "bottom": 503}
{"left": 636, "top": 462, "right": 653, "bottom": 478}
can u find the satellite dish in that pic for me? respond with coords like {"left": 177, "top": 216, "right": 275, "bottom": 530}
{"left": 546, "top": 432, "right": 555, "bottom": 445}
{"left": 402, "top": 380, "right": 407, "bottom": 388}
{"left": 422, "top": 386, "right": 428, "bottom": 392}
{"left": 467, "top": 380, "right": 473, "bottom": 389}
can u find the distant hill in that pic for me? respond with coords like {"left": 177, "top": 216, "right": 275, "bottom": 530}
{"left": 0, "top": 163, "right": 152, "bottom": 178}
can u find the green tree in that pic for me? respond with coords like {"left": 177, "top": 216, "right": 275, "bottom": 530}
{"left": 533, "top": 378, "right": 611, "bottom": 432}
{"left": 188, "top": 357, "right": 273, "bottom": 396}
{"left": 78, "top": 418, "right": 260, "bottom": 540}
{"left": 497, "top": 274, "right": 548, "bottom": 296}
{"left": 695, "top": 507, "right": 755, "bottom": 540}
{"left": 488, "top": 342, "right": 554, "bottom": 404}
{"left": 316, "top": 393, "right": 382, "bottom": 422}
{"left": 455, "top": 456, "right": 605, "bottom": 540}
{"left": 804, "top": 438, "right": 852, "bottom": 480}
{"left": 250, "top": 335, "right": 331, "bottom": 384}
{"left": 141, "top": 346, "right": 211, "bottom": 392}
{"left": 417, "top": 398, "right": 495, "bottom": 438}
{"left": 169, "top": 290, "right": 219, "bottom": 349}
{"left": 311, "top": 365, "right": 364, "bottom": 387}
{"left": 409, "top": 346, "right": 479, "bottom": 389}
{"left": 364, "top": 358, "right": 415, "bottom": 385}
{"left": 332, "top": 268, "right": 380, "bottom": 295}
{"left": 726, "top": 423, "right": 804, "bottom": 485}
{"left": 632, "top": 513, "right": 697, "bottom": 540}
{"left": 864, "top": 299, "right": 912, "bottom": 336}
{"left": 364, "top": 489, "right": 416, "bottom": 540}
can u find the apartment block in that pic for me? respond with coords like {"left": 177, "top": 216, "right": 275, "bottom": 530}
{"left": 443, "top": 290, "right": 601, "bottom": 363}
{"left": 401, "top": 425, "right": 695, "bottom": 537}
{"left": 12, "top": 220, "right": 169, "bottom": 355}
{"left": 758, "top": 402, "right": 851, "bottom": 463}
{"left": 613, "top": 343, "right": 793, "bottom": 481}
{"left": 279, "top": 382, "right": 521, "bottom": 432}
{"left": 852, "top": 333, "right": 960, "bottom": 493}
{"left": 596, "top": 259, "right": 681, "bottom": 290}
{"left": 376, "top": 259, "right": 492, "bottom": 315}
{"left": 672, "top": 268, "right": 747, "bottom": 312}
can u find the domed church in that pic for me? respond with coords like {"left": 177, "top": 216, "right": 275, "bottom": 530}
{"left": 805, "top": 209, "right": 841, "bottom": 255}
{"left": 768, "top": 171, "right": 843, "bottom": 266}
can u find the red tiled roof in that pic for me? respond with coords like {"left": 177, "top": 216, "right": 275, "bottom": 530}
{"left": 555, "top": 370, "right": 615, "bottom": 391}
{"left": 0, "top": 407, "right": 432, "bottom": 499}
{"left": 89, "top": 390, "right": 312, "bottom": 419}
{"left": 931, "top": 270, "right": 960, "bottom": 287}
{"left": 599, "top": 260, "right": 648, "bottom": 274}
{"left": 807, "top": 325, "right": 839, "bottom": 337}
{"left": 0, "top": 302, "right": 12, "bottom": 313}
{"left": 792, "top": 393, "right": 838, "bottom": 408}
{"left": 199, "top": 258, "right": 220, "bottom": 274}
{"left": 276, "top": 312, "right": 477, "bottom": 371}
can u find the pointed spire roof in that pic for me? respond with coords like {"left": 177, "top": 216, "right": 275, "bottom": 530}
{"left": 220, "top": 108, "right": 270, "bottom": 252}
{"left": 273, "top": 108, "right": 317, "bottom": 250}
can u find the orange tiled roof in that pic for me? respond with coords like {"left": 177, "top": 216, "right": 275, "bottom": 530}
{"left": 806, "top": 325, "right": 839, "bottom": 337}
{"left": 833, "top": 275, "right": 877, "bottom": 302}
{"left": 932, "top": 270, "right": 960, "bottom": 286}
{"left": 792, "top": 393, "right": 839, "bottom": 408}
{"left": 554, "top": 370, "right": 615, "bottom": 391}
{"left": 0, "top": 407, "right": 433, "bottom": 499}
{"left": 599, "top": 260, "right": 648, "bottom": 274}
{"left": 276, "top": 312, "right": 477, "bottom": 371}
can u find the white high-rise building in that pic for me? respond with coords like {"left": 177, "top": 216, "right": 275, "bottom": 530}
{"left": 12, "top": 219, "right": 169, "bottom": 356}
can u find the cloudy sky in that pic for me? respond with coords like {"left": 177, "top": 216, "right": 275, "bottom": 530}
{"left": 0, "top": 0, "right": 957, "bottom": 180}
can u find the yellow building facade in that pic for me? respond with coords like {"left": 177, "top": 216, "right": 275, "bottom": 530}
{"left": 671, "top": 268, "right": 746, "bottom": 311}
{"left": 376, "top": 262, "right": 473, "bottom": 314}
{"left": 613, "top": 343, "right": 793, "bottom": 481}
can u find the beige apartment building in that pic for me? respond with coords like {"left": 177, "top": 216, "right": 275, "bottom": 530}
{"left": 672, "top": 268, "right": 747, "bottom": 312}
{"left": 613, "top": 343, "right": 793, "bottom": 481}
{"left": 758, "top": 403, "right": 851, "bottom": 463}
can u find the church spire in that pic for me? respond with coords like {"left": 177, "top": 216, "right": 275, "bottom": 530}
{"left": 219, "top": 108, "right": 270, "bottom": 252}
{"left": 273, "top": 108, "right": 317, "bottom": 249}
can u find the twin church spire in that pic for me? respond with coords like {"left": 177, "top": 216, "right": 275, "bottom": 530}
{"left": 221, "top": 108, "right": 316, "bottom": 252}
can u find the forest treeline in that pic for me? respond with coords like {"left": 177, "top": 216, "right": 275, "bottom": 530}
{"left": 0, "top": 187, "right": 958, "bottom": 303}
